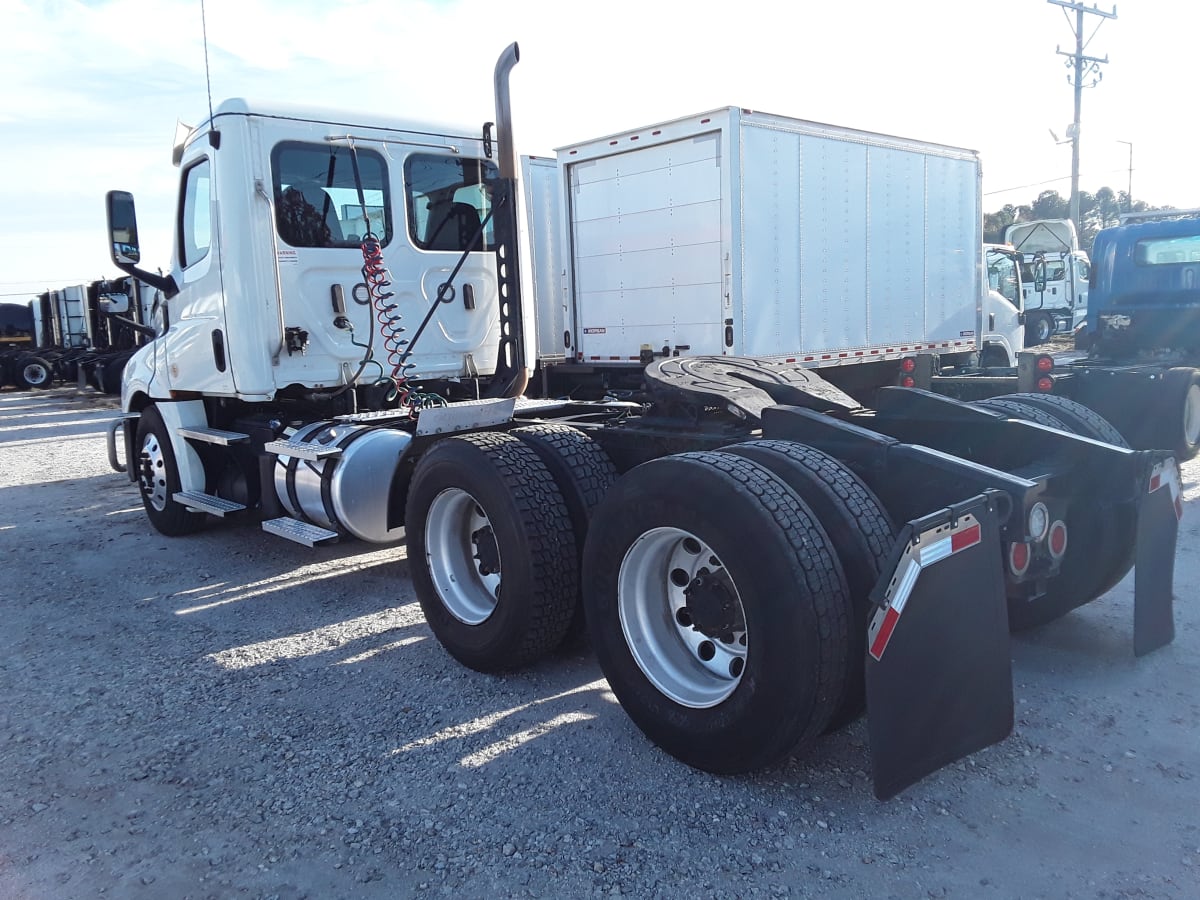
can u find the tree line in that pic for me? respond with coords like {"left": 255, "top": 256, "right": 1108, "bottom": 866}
{"left": 983, "top": 187, "right": 1167, "bottom": 253}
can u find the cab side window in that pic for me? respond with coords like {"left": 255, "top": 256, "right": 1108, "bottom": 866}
{"left": 179, "top": 159, "right": 211, "bottom": 268}
{"left": 272, "top": 143, "right": 391, "bottom": 249}
{"left": 404, "top": 154, "right": 498, "bottom": 252}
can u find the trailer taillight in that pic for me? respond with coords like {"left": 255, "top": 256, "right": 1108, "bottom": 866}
{"left": 1036, "top": 376, "right": 1054, "bottom": 392}
{"left": 1047, "top": 520, "right": 1068, "bottom": 559}
{"left": 900, "top": 375, "right": 916, "bottom": 388}
{"left": 1008, "top": 541, "right": 1031, "bottom": 577}
{"left": 1035, "top": 354, "right": 1054, "bottom": 373}
{"left": 901, "top": 357, "right": 917, "bottom": 373}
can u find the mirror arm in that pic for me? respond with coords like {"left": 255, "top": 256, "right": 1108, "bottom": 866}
{"left": 111, "top": 261, "right": 178, "bottom": 299}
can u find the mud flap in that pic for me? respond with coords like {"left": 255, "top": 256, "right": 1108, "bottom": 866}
{"left": 865, "top": 491, "right": 1013, "bottom": 800}
{"left": 1134, "top": 457, "right": 1181, "bottom": 657}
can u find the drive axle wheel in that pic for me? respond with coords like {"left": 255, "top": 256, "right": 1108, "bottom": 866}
{"left": 583, "top": 451, "right": 849, "bottom": 774}
{"left": 406, "top": 432, "right": 577, "bottom": 672}
{"left": 722, "top": 439, "right": 895, "bottom": 732}
{"left": 135, "top": 406, "right": 204, "bottom": 536}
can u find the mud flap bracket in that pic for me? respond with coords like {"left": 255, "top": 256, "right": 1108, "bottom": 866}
{"left": 865, "top": 490, "right": 1013, "bottom": 800}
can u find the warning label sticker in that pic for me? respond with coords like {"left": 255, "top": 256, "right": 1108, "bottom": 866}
{"left": 583, "top": 327, "right": 606, "bottom": 335}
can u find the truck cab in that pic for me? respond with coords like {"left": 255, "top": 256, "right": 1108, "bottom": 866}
{"left": 1004, "top": 219, "right": 1089, "bottom": 345}
{"left": 110, "top": 100, "right": 515, "bottom": 409}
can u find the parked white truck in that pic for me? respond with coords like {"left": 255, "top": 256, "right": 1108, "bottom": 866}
{"left": 525, "top": 110, "right": 1024, "bottom": 398}
{"left": 100, "top": 44, "right": 1180, "bottom": 800}
{"left": 1004, "top": 218, "right": 1089, "bottom": 345}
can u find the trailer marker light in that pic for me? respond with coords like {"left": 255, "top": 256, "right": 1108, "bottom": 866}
{"left": 900, "top": 357, "right": 916, "bottom": 373}
{"left": 1008, "top": 541, "right": 1031, "bottom": 576}
{"left": 1036, "top": 355, "right": 1054, "bottom": 373}
{"left": 1047, "top": 521, "right": 1068, "bottom": 559}
{"left": 1037, "top": 376, "right": 1054, "bottom": 392}
{"left": 868, "top": 518, "right": 981, "bottom": 661}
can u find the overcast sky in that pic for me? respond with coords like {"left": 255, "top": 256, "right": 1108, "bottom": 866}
{"left": 2, "top": 0, "right": 1196, "bottom": 301}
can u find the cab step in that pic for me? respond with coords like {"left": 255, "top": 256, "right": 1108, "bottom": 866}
{"left": 173, "top": 491, "right": 246, "bottom": 516}
{"left": 264, "top": 439, "right": 343, "bottom": 460}
{"left": 178, "top": 426, "right": 249, "bottom": 445}
{"left": 262, "top": 517, "right": 339, "bottom": 547}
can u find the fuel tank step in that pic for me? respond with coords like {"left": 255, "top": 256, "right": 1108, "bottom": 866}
{"left": 173, "top": 491, "right": 246, "bottom": 516}
{"left": 177, "top": 427, "right": 249, "bottom": 445}
{"left": 262, "top": 517, "right": 340, "bottom": 547}
{"left": 264, "top": 439, "right": 343, "bottom": 460}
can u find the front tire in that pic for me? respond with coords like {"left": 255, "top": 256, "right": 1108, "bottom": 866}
{"left": 17, "top": 355, "right": 53, "bottom": 389}
{"left": 1152, "top": 368, "right": 1200, "bottom": 461}
{"left": 406, "top": 432, "right": 578, "bottom": 672}
{"left": 135, "top": 406, "right": 204, "bottom": 536}
{"left": 1025, "top": 313, "right": 1054, "bottom": 346}
{"left": 582, "top": 451, "right": 849, "bottom": 774}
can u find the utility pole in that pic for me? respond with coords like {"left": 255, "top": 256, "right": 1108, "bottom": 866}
{"left": 1047, "top": 0, "right": 1117, "bottom": 234}
{"left": 1117, "top": 139, "right": 1133, "bottom": 212}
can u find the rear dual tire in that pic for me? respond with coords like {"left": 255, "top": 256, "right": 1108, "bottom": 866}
{"left": 582, "top": 451, "right": 850, "bottom": 774}
{"left": 406, "top": 432, "right": 579, "bottom": 672}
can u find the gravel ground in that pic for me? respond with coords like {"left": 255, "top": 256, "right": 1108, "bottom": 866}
{"left": 1, "top": 386, "right": 1197, "bottom": 899}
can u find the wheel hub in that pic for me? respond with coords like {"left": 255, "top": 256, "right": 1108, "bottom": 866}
{"left": 472, "top": 525, "right": 501, "bottom": 576}
{"left": 138, "top": 436, "right": 168, "bottom": 511}
{"left": 683, "top": 570, "right": 742, "bottom": 639}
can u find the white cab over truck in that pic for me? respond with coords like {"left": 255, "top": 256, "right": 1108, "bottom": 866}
{"left": 1004, "top": 218, "right": 1089, "bottom": 345}
{"left": 100, "top": 44, "right": 1180, "bottom": 801}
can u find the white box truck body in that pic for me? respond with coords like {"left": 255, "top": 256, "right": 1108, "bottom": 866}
{"left": 541, "top": 108, "right": 987, "bottom": 371}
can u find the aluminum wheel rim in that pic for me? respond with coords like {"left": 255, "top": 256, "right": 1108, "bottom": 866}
{"left": 22, "top": 363, "right": 48, "bottom": 386}
{"left": 618, "top": 527, "right": 748, "bottom": 708}
{"left": 1183, "top": 384, "right": 1200, "bottom": 447}
{"left": 425, "top": 488, "right": 501, "bottom": 625}
{"left": 138, "top": 434, "right": 168, "bottom": 512}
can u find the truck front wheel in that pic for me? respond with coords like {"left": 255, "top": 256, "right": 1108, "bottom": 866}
{"left": 406, "top": 432, "right": 578, "bottom": 672}
{"left": 17, "top": 355, "right": 53, "bottom": 389}
{"left": 1154, "top": 368, "right": 1200, "bottom": 461}
{"left": 1025, "top": 313, "right": 1054, "bottom": 346}
{"left": 134, "top": 406, "right": 204, "bottom": 536}
{"left": 582, "top": 451, "right": 849, "bottom": 774}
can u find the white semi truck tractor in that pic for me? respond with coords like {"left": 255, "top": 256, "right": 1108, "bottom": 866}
{"left": 102, "top": 44, "right": 1181, "bottom": 800}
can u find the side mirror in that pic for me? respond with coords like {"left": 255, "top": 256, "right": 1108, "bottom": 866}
{"left": 106, "top": 190, "right": 141, "bottom": 265}
{"left": 98, "top": 291, "right": 130, "bottom": 315}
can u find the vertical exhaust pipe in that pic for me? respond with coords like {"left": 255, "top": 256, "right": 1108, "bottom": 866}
{"left": 493, "top": 43, "right": 520, "bottom": 180}
{"left": 484, "top": 42, "right": 530, "bottom": 398}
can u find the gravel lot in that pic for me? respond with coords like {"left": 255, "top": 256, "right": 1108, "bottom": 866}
{"left": 1, "top": 386, "right": 1197, "bottom": 899}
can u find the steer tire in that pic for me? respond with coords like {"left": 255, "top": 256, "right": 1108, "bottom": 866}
{"left": 406, "top": 432, "right": 578, "bottom": 673}
{"left": 1150, "top": 368, "right": 1200, "bottom": 461}
{"left": 511, "top": 423, "right": 618, "bottom": 646}
{"left": 135, "top": 406, "right": 205, "bottom": 537}
{"left": 17, "top": 355, "right": 53, "bottom": 390}
{"left": 998, "top": 393, "right": 1129, "bottom": 447}
{"left": 721, "top": 439, "right": 895, "bottom": 732}
{"left": 582, "top": 451, "right": 849, "bottom": 774}
{"left": 1025, "top": 313, "right": 1054, "bottom": 346}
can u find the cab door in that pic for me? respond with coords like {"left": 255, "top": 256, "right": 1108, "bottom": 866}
{"left": 982, "top": 247, "right": 1023, "bottom": 362}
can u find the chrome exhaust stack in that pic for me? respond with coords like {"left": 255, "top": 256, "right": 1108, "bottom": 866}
{"left": 493, "top": 42, "right": 520, "bottom": 180}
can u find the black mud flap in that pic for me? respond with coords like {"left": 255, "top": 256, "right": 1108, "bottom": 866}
{"left": 1134, "top": 457, "right": 1182, "bottom": 657}
{"left": 865, "top": 491, "right": 1013, "bottom": 800}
